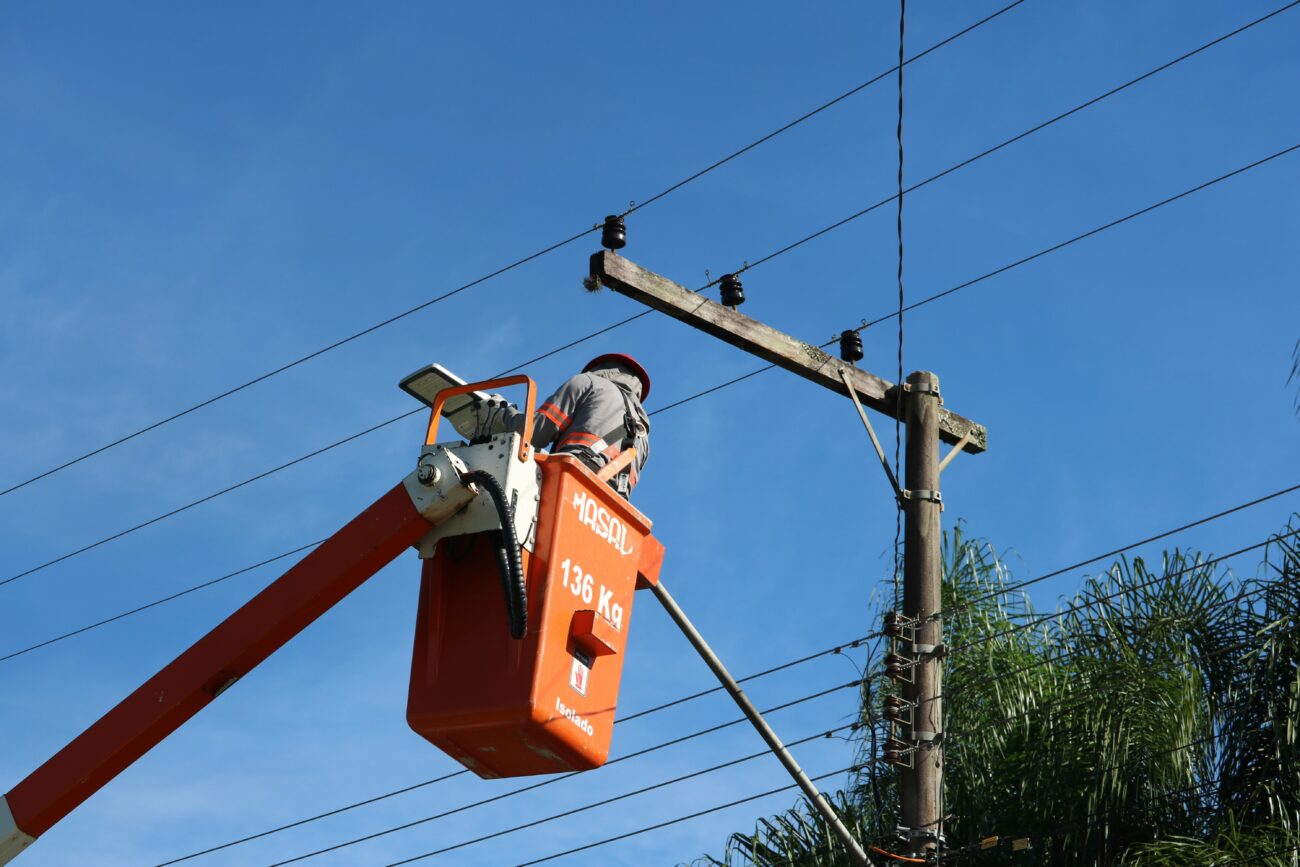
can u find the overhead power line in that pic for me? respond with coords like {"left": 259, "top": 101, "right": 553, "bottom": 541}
{"left": 153, "top": 650, "right": 865, "bottom": 864}
{"left": 510, "top": 763, "right": 867, "bottom": 867}
{"left": 230, "top": 679, "right": 865, "bottom": 866}
{"left": 11, "top": 136, "right": 1294, "bottom": 596}
{"left": 384, "top": 723, "right": 859, "bottom": 866}
{"left": 0, "top": 540, "right": 325, "bottom": 663}
{"left": 3, "top": 460, "right": 1291, "bottom": 674}
{"left": 944, "top": 529, "right": 1300, "bottom": 665}
{"left": 7, "top": 3, "right": 1292, "bottom": 591}
{"left": 392, "top": 601, "right": 1300, "bottom": 866}
{"left": 0, "top": 0, "right": 1029, "bottom": 504}
{"left": 656, "top": 140, "right": 1300, "bottom": 416}
{"left": 947, "top": 482, "right": 1300, "bottom": 618}
{"left": 452, "top": 600, "right": 1299, "bottom": 867}
{"left": 155, "top": 524, "right": 1296, "bottom": 864}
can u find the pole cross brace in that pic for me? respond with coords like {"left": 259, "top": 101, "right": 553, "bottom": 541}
{"left": 836, "top": 366, "right": 904, "bottom": 502}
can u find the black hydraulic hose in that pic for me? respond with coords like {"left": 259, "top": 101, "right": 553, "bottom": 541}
{"left": 464, "top": 470, "right": 527, "bottom": 639}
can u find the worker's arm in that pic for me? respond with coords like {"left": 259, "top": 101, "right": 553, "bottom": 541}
{"left": 500, "top": 374, "right": 591, "bottom": 448}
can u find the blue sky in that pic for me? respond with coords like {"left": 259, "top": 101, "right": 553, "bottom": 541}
{"left": 1, "top": 1, "right": 1298, "bottom": 864}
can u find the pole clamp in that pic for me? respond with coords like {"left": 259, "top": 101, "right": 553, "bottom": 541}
{"left": 911, "top": 642, "right": 946, "bottom": 658}
{"left": 899, "top": 489, "right": 943, "bottom": 511}
{"left": 904, "top": 381, "right": 942, "bottom": 401}
{"left": 912, "top": 730, "right": 944, "bottom": 744}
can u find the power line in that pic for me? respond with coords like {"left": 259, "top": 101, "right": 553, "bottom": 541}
{"left": 943, "top": 529, "right": 1299, "bottom": 664}
{"left": 893, "top": 0, "right": 911, "bottom": 845}
{"left": 0, "top": 540, "right": 325, "bottom": 663}
{"left": 713, "top": 0, "right": 1300, "bottom": 288}
{"left": 837, "top": 526, "right": 1296, "bottom": 706}
{"left": 5, "top": 470, "right": 1290, "bottom": 672}
{"left": 510, "top": 763, "right": 867, "bottom": 867}
{"left": 385, "top": 723, "right": 860, "bottom": 866}
{"left": 154, "top": 655, "right": 866, "bottom": 864}
{"left": 937, "top": 580, "right": 1297, "bottom": 714}
{"left": 505, "top": 603, "right": 1298, "bottom": 866}
{"left": 95, "top": 527, "right": 1297, "bottom": 862}
{"left": 255, "top": 679, "right": 864, "bottom": 866}
{"left": 946, "top": 481, "right": 1300, "bottom": 618}
{"left": 0, "top": 412, "right": 419, "bottom": 589}
{"left": 11, "top": 28, "right": 1293, "bottom": 595}
{"left": 0, "top": 0, "right": 1029, "bottom": 503}
{"left": 144, "top": 503, "right": 1294, "bottom": 863}
{"left": 658, "top": 141, "right": 1300, "bottom": 418}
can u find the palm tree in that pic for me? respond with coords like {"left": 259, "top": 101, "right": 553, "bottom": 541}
{"left": 696, "top": 520, "right": 1300, "bottom": 866}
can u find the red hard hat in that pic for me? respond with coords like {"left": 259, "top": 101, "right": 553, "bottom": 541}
{"left": 584, "top": 353, "right": 650, "bottom": 400}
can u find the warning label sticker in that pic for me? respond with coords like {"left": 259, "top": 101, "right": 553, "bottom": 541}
{"left": 569, "top": 651, "right": 592, "bottom": 696}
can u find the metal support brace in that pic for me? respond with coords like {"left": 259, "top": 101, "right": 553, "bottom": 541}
{"left": 938, "top": 427, "right": 974, "bottom": 474}
{"left": 837, "top": 366, "right": 902, "bottom": 501}
{"left": 651, "top": 580, "right": 872, "bottom": 867}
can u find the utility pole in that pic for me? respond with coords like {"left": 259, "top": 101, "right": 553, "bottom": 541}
{"left": 589, "top": 249, "right": 986, "bottom": 860}
{"left": 900, "top": 370, "right": 943, "bottom": 854}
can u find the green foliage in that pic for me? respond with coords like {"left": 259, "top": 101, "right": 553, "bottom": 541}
{"left": 696, "top": 520, "right": 1300, "bottom": 866}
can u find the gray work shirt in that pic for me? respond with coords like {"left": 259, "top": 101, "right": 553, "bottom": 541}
{"left": 503, "top": 372, "right": 650, "bottom": 493}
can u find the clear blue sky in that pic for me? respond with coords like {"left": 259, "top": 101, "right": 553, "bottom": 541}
{"left": 2, "top": 1, "right": 1297, "bottom": 864}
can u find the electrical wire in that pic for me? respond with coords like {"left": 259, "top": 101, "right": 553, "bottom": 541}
{"left": 269, "top": 545, "right": 1284, "bottom": 863}
{"left": 383, "top": 722, "right": 860, "bottom": 866}
{"left": 894, "top": 0, "right": 904, "bottom": 616}
{"left": 944, "top": 482, "right": 1300, "bottom": 620}
{"left": 151, "top": 528, "right": 1296, "bottom": 864}
{"left": 657, "top": 141, "right": 1300, "bottom": 419}
{"left": 0, "top": 0, "right": 1030, "bottom": 503}
{"left": 934, "top": 581, "right": 1297, "bottom": 717}
{"left": 0, "top": 540, "right": 325, "bottom": 663}
{"left": 510, "top": 763, "right": 869, "bottom": 867}
{"left": 942, "top": 529, "right": 1300, "bottom": 660}
{"left": 136, "top": 531, "right": 1299, "bottom": 862}
{"left": 4, "top": 471, "right": 1289, "bottom": 674}
{"left": 152, "top": 647, "right": 866, "bottom": 864}
{"left": 249, "top": 679, "right": 865, "bottom": 866}
{"left": 709, "top": 0, "right": 1300, "bottom": 291}
{"left": 10, "top": 32, "right": 1294, "bottom": 594}
{"left": 817, "top": 527, "right": 1298, "bottom": 718}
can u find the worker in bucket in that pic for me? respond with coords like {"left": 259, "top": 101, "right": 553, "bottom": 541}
{"left": 471, "top": 354, "right": 651, "bottom": 498}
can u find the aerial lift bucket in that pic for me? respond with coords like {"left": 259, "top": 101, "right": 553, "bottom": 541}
{"left": 403, "top": 375, "right": 663, "bottom": 778}
{"left": 2, "top": 360, "right": 869, "bottom": 865}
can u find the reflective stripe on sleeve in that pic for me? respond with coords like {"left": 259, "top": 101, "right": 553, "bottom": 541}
{"left": 538, "top": 403, "right": 569, "bottom": 427}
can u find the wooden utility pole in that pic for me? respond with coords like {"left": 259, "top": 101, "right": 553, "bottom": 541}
{"left": 901, "top": 370, "right": 943, "bottom": 853}
{"left": 590, "top": 251, "right": 987, "bottom": 858}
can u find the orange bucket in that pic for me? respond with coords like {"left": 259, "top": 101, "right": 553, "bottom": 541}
{"left": 406, "top": 452, "right": 664, "bottom": 778}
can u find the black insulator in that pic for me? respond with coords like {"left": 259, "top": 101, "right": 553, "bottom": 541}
{"left": 884, "top": 737, "right": 908, "bottom": 766}
{"left": 600, "top": 215, "right": 627, "bottom": 250}
{"left": 884, "top": 653, "right": 906, "bottom": 680}
{"left": 883, "top": 610, "right": 902, "bottom": 637}
{"left": 839, "top": 329, "right": 864, "bottom": 363}
{"left": 883, "top": 695, "right": 905, "bottom": 722}
{"left": 720, "top": 273, "right": 745, "bottom": 308}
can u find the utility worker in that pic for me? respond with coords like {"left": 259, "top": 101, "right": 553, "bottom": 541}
{"left": 473, "top": 354, "right": 651, "bottom": 498}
